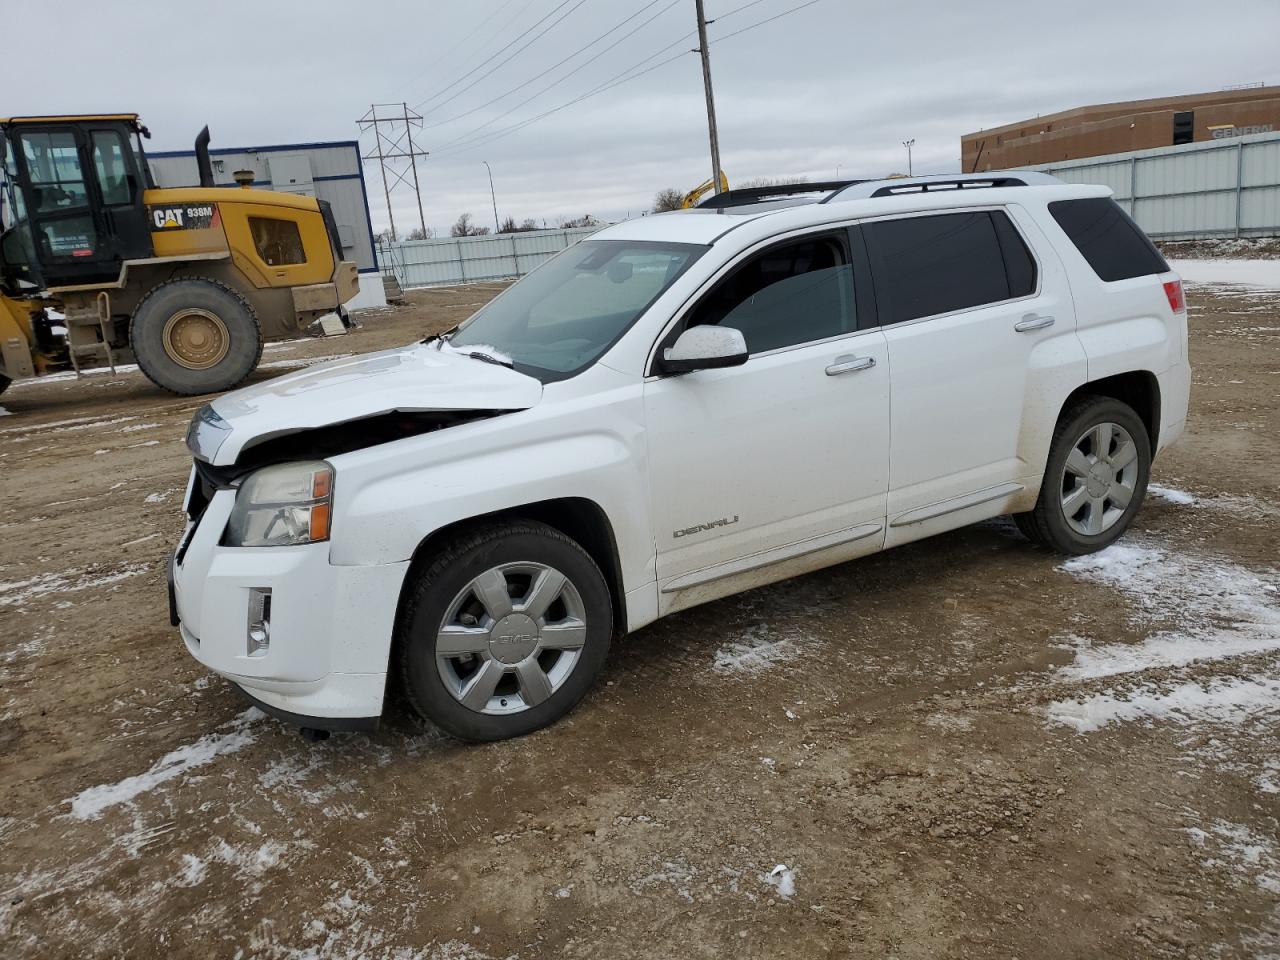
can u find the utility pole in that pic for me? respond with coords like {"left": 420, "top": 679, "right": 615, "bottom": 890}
{"left": 357, "top": 103, "right": 430, "bottom": 241}
{"left": 693, "top": 0, "right": 724, "bottom": 195}
{"left": 902, "top": 138, "right": 915, "bottom": 177}
{"left": 482, "top": 161, "right": 500, "bottom": 233}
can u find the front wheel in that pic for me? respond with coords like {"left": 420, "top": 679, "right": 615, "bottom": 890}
{"left": 397, "top": 522, "right": 613, "bottom": 741}
{"left": 130, "top": 278, "right": 262, "bottom": 395}
{"left": 1014, "top": 395, "right": 1151, "bottom": 555}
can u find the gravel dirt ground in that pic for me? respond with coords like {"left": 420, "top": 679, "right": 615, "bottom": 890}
{"left": 1, "top": 279, "right": 1278, "bottom": 959}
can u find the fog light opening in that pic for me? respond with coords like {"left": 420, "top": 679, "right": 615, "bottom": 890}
{"left": 247, "top": 587, "right": 272, "bottom": 656}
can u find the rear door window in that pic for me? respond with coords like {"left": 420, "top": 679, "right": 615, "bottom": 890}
{"left": 1048, "top": 197, "right": 1168, "bottom": 282}
{"left": 863, "top": 211, "right": 1032, "bottom": 325}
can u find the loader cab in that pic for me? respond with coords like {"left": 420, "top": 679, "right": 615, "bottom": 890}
{"left": 0, "top": 114, "right": 154, "bottom": 293}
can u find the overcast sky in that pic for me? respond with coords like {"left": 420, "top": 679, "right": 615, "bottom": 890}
{"left": 11, "top": 0, "right": 1280, "bottom": 235}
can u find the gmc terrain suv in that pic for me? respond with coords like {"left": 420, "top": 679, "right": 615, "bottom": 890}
{"left": 172, "top": 172, "right": 1190, "bottom": 741}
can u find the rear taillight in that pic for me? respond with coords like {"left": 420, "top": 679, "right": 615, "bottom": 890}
{"left": 1163, "top": 278, "right": 1186, "bottom": 314}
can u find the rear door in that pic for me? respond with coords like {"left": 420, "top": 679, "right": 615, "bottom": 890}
{"left": 862, "top": 206, "right": 1085, "bottom": 545}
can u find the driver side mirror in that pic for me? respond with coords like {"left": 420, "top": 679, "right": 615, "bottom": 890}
{"left": 659, "top": 325, "right": 749, "bottom": 374}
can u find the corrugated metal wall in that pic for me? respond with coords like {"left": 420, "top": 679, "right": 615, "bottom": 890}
{"left": 1021, "top": 130, "right": 1280, "bottom": 239}
{"left": 380, "top": 226, "right": 604, "bottom": 289}
{"left": 146, "top": 142, "right": 378, "bottom": 272}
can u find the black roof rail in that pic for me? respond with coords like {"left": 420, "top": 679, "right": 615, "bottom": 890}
{"left": 867, "top": 175, "right": 1029, "bottom": 197}
{"left": 826, "top": 172, "right": 1063, "bottom": 202}
{"left": 697, "top": 179, "right": 869, "bottom": 210}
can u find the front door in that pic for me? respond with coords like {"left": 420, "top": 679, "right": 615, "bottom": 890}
{"left": 643, "top": 230, "right": 890, "bottom": 614}
{"left": 86, "top": 124, "right": 150, "bottom": 262}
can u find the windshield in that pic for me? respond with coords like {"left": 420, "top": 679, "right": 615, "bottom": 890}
{"left": 448, "top": 239, "right": 706, "bottom": 381}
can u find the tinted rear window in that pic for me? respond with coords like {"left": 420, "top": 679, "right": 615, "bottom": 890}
{"left": 864, "top": 211, "right": 1031, "bottom": 325}
{"left": 1048, "top": 197, "right": 1169, "bottom": 282}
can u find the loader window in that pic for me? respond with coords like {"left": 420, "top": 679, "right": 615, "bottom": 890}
{"left": 19, "top": 131, "right": 89, "bottom": 213}
{"left": 91, "top": 131, "right": 133, "bottom": 206}
{"left": 249, "top": 217, "right": 306, "bottom": 266}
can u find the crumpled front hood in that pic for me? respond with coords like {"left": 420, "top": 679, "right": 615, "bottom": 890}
{"left": 187, "top": 342, "right": 543, "bottom": 465}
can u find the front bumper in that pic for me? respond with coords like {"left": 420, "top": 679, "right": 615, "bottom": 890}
{"left": 172, "top": 487, "right": 409, "bottom": 728}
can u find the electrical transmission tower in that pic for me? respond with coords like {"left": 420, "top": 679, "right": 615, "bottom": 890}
{"left": 358, "top": 103, "right": 430, "bottom": 241}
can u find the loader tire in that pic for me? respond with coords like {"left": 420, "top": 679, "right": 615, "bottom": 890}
{"left": 130, "top": 278, "right": 263, "bottom": 395}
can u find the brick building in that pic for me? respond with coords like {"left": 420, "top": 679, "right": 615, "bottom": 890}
{"left": 962, "top": 86, "right": 1280, "bottom": 172}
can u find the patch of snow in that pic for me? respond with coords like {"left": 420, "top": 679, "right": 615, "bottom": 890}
{"left": 712, "top": 624, "right": 798, "bottom": 675}
{"left": 144, "top": 490, "right": 175, "bottom": 504}
{"left": 1148, "top": 483, "right": 1197, "bottom": 505}
{"left": 553, "top": 885, "right": 573, "bottom": 899}
{"left": 0, "top": 407, "right": 11, "bottom": 417}
{"left": 0, "top": 562, "right": 151, "bottom": 606}
{"left": 67, "top": 709, "right": 263, "bottom": 819}
{"left": 121, "top": 422, "right": 160, "bottom": 433}
{"left": 1048, "top": 676, "right": 1280, "bottom": 733}
{"left": 1054, "top": 541, "right": 1280, "bottom": 680}
{"left": 1168, "top": 258, "right": 1280, "bottom": 290}
{"left": 1185, "top": 820, "right": 1280, "bottom": 894}
{"left": 8, "top": 363, "right": 141, "bottom": 386}
{"left": 764, "top": 864, "right": 796, "bottom": 899}
{"left": 178, "top": 853, "right": 207, "bottom": 887}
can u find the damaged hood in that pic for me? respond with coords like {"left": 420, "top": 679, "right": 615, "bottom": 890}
{"left": 187, "top": 342, "right": 543, "bottom": 465}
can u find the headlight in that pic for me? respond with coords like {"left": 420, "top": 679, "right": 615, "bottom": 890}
{"left": 226, "top": 460, "right": 333, "bottom": 548}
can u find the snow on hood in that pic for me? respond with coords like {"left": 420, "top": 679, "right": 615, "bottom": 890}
{"left": 187, "top": 342, "right": 542, "bottom": 465}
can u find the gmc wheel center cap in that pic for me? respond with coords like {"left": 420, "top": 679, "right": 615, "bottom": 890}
{"left": 489, "top": 613, "right": 540, "bottom": 664}
{"left": 1087, "top": 462, "right": 1114, "bottom": 497}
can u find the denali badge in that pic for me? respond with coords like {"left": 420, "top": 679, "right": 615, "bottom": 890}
{"left": 673, "top": 515, "right": 739, "bottom": 538}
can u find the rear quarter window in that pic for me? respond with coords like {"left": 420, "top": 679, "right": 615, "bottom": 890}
{"left": 1048, "top": 197, "right": 1169, "bottom": 282}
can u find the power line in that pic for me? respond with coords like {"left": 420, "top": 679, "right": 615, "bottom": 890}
{"left": 423, "top": 0, "right": 675, "bottom": 130}
{"left": 430, "top": 0, "right": 825, "bottom": 159}
{"left": 395, "top": 0, "right": 527, "bottom": 99}
{"left": 713, "top": 0, "right": 823, "bottom": 42}
{"left": 414, "top": 0, "right": 589, "bottom": 115}
{"left": 429, "top": 0, "right": 684, "bottom": 148}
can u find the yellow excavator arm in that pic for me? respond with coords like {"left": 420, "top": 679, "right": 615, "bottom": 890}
{"left": 681, "top": 172, "right": 729, "bottom": 209}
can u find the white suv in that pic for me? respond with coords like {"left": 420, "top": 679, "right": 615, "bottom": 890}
{"left": 171, "top": 172, "right": 1190, "bottom": 741}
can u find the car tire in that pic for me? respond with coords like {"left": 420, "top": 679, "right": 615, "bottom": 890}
{"left": 0, "top": 373, "right": 9, "bottom": 396}
{"left": 130, "top": 278, "right": 262, "bottom": 395}
{"left": 1014, "top": 395, "right": 1151, "bottom": 555}
{"left": 397, "top": 521, "right": 613, "bottom": 742}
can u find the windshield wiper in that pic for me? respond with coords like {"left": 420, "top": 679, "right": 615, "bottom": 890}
{"left": 421, "top": 325, "right": 459, "bottom": 345}
{"left": 463, "top": 350, "right": 513, "bottom": 368}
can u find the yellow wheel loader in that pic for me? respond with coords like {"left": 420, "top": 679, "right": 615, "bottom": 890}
{"left": 0, "top": 114, "right": 358, "bottom": 396}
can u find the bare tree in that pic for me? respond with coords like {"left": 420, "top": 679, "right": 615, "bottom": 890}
{"left": 450, "top": 213, "right": 491, "bottom": 237}
{"left": 652, "top": 188, "right": 684, "bottom": 213}
{"left": 404, "top": 226, "right": 434, "bottom": 240}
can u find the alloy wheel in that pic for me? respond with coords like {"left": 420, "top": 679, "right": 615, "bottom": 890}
{"left": 1059, "top": 420, "right": 1139, "bottom": 536}
{"left": 435, "top": 562, "right": 587, "bottom": 715}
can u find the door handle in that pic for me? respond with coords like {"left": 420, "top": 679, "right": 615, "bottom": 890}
{"left": 825, "top": 355, "right": 876, "bottom": 376}
{"left": 1014, "top": 313, "right": 1055, "bottom": 333}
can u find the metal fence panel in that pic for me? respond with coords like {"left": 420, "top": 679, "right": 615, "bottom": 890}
{"left": 380, "top": 225, "right": 604, "bottom": 290}
{"left": 1021, "top": 130, "right": 1280, "bottom": 239}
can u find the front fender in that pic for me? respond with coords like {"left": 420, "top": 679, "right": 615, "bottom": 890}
{"left": 325, "top": 388, "right": 654, "bottom": 601}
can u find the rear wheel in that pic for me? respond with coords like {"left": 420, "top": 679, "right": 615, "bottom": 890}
{"left": 1015, "top": 396, "right": 1151, "bottom": 555}
{"left": 397, "top": 522, "right": 613, "bottom": 741}
{"left": 130, "top": 278, "right": 262, "bottom": 395}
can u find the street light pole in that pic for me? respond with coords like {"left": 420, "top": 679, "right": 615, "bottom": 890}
{"left": 902, "top": 138, "right": 915, "bottom": 176}
{"left": 694, "top": 0, "right": 724, "bottom": 195}
{"left": 482, "top": 160, "right": 500, "bottom": 233}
